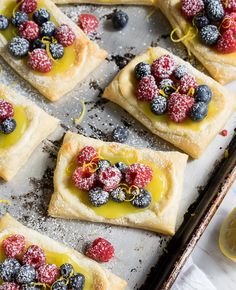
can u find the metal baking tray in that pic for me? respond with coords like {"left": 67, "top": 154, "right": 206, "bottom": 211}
{"left": 0, "top": 3, "right": 236, "bottom": 290}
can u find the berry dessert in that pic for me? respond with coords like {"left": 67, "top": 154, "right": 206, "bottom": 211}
{"left": 0, "top": 214, "right": 127, "bottom": 290}
{"left": 49, "top": 132, "right": 188, "bottom": 234}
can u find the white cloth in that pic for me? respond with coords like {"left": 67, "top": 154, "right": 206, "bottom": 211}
{"left": 172, "top": 257, "right": 216, "bottom": 290}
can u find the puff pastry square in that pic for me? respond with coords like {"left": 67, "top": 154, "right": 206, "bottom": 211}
{"left": 0, "top": 84, "right": 59, "bottom": 181}
{"left": 0, "top": 0, "right": 107, "bottom": 101}
{"left": 103, "top": 46, "right": 236, "bottom": 159}
{"left": 157, "top": 0, "right": 236, "bottom": 84}
{"left": 53, "top": 0, "right": 153, "bottom": 5}
{"left": 0, "top": 214, "right": 127, "bottom": 290}
{"left": 49, "top": 132, "right": 188, "bottom": 235}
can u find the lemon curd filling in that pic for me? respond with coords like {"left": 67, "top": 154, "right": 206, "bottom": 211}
{"left": 66, "top": 146, "right": 169, "bottom": 219}
{"left": 0, "top": 100, "right": 28, "bottom": 151}
{"left": 0, "top": 0, "right": 77, "bottom": 75}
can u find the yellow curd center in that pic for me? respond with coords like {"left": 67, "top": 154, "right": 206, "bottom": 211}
{"left": 66, "top": 146, "right": 169, "bottom": 219}
{"left": 0, "top": 0, "right": 77, "bottom": 75}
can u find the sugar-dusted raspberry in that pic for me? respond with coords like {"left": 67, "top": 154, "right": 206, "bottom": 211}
{"left": 19, "top": 21, "right": 39, "bottom": 41}
{"left": 0, "top": 100, "right": 14, "bottom": 121}
{"left": 220, "top": 13, "right": 236, "bottom": 34}
{"left": 37, "top": 264, "right": 59, "bottom": 285}
{"left": 85, "top": 238, "right": 114, "bottom": 263}
{"left": 151, "top": 55, "right": 176, "bottom": 80}
{"left": 0, "top": 282, "right": 20, "bottom": 290}
{"left": 22, "top": 245, "right": 46, "bottom": 269}
{"left": 168, "top": 93, "right": 195, "bottom": 123}
{"left": 77, "top": 146, "right": 99, "bottom": 166}
{"left": 28, "top": 49, "right": 52, "bottom": 73}
{"left": 137, "top": 75, "right": 158, "bottom": 101}
{"left": 179, "top": 74, "right": 198, "bottom": 94}
{"left": 125, "top": 163, "right": 153, "bottom": 188}
{"left": 55, "top": 24, "right": 76, "bottom": 47}
{"left": 98, "top": 166, "right": 122, "bottom": 192}
{"left": 217, "top": 30, "right": 236, "bottom": 53}
{"left": 181, "top": 0, "right": 204, "bottom": 18}
{"left": 72, "top": 167, "right": 97, "bottom": 191}
{"left": 78, "top": 14, "right": 99, "bottom": 34}
{"left": 223, "top": 0, "right": 236, "bottom": 13}
{"left": 18, "top": 0, "right": 37, "bottom": 14}
{"left": 2, "top": 235, "right": 25, "bottom": 258}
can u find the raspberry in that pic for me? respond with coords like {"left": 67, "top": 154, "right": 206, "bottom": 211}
{"left": 151, "top": 55, "right": 176, "bottom": 80}
{"left": 168, "top": 93, "right": 195, "bottom": 123}
{"left": 78, "top": 14, "right": 99, "bottom": 34}
{"left": 181, "top": 0, "right": 204, "bottom": 18}
{"left": 22, "top": 245, "right": 46, "bottom": 269}
{"left": 179, "top": 74, "right": 198, "bottom": 94}
{"left": 0, "top": 283, "right": 20, "bottom": 290}
{"left": 0, "top": 100, "right": 14, "bottom": 121}
{"left": 223, "top": 0, "right": 236, "bottom": 13}
{"left": 85, "top": 238, "right": 114, "bottom": 263}
{"left": 77, "top": 146, "right": 98, "bottom": 166}
{"left": 98, "top": 167, "right": 122, "bottom": 192}
{"left": 19, "top": 21, "right": 39, "bottom": 41}
{"left": 37, "top": 264, "right": 59, "bottom": 285}
{"left": 72, "top": 167, "right": 97, "bottom": 191}
{"left": 2, "top": 235, "right": 25, "bottom": 258}
{"left": 220, "top": 13, "right": 236, "bottom": 34}
{"left": 217, "top": 30, "right": 236, "bottom": 53}
{"left": 137, "top": 75, "right": 158, "bottom": 101}
{"left": 18, "top": 0, "right": 38, "bottom": 14}
{"left": 55, "top": 24, "right": 76, "bottom": 47}
{"left": 125, "top": 163, "right": 153, "bottom": 188}
{"left": 28, "top": 49, "right": 52, "bottom": 73}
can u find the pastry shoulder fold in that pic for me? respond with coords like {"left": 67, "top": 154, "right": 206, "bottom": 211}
{"left": 0, "top": 84, "right": 59, "bottom": 181}
{"left": 103, "top": 46, "right": 236, "bottom": 158}
{"left": 0, "top": 214, "right": 127, "bottom": 290}
{"left": 49, "top": 131, "right": 188, "bottom": 235}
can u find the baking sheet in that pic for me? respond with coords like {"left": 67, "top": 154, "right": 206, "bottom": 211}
{"left": 0, "top": 4, "right": 235, "bottom": 289}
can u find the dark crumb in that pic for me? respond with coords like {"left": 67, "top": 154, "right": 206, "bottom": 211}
{"left": 42, "top": 137, "right": 63, "bottom": 159}
{"left": 107, "top": 53, "right": 136, "bottom": 70}
{"left": 130, "top": 268, "right": 137, "bottom": 273}
{"left": 85, "top": 99, "right": 108, "bottom": 113}
{"left": 150, "top": 34, "right": 170, "bottom": 47}
{"left": 219, "top": 147, "right": 222, "bottom": 150}
{"left": 88, "top": 124, "right": 111, "bottom": 141}
{"left": 60, "top": 123, "right": 70, "bottom": 131}
{"left": 89, "top": 80, "right": 104, "bottom": 96}
{"left": 100, "top": 9, "right": 117, "bottom": 20}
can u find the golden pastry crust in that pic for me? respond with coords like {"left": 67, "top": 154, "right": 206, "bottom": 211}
{"left": 48, "top": 132, "right": 188, "bottom": 235}
{"left": 157, "top": 0, "right": 236, "bottom": 84}
{"left": 0, "top": 214, "right": 127, "bottom": 290}
{"left": 102, "top": 46, "right": 236, "bottom": 159}
{"left": 0, "top": 84, "right": 59, "bottom": 181}
{"left": 53, "top": 0, "right": 153, "bottom": 4}
{"left": 0, "top": 0, "right": 107, "bottom": 102}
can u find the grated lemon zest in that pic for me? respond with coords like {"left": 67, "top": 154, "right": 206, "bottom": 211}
{"left": 41, "top": 37, "right": 58, "bottom": 63}
{"left": 146, "top": 8, "right": 156, "bottom": 19}
{"left": 148, "top": 47, "right": 156, "bottom": 63}
{"left": 0, "top": 200, "right": 11, "bottom": 205}
{"left": 74, "top": 100, "right": 86, "bottom": 125}
{"left": 13, "top": 0, "right": 24, "bottom": 17}
{"left": 224, "top": 149, "right": 229, "bottom": 159}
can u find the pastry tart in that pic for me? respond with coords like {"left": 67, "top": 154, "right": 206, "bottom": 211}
{"left": 0, "top": 213, "right": 127, "bottom": 290}
{"left": 53, "top": 0, "right": 153, "bottom": 5}
{"left": 0, "top": 84, "right": 59, "bottom": 181}
{"left": 0, "top": 0, "right": 107, "bottom": 101}
{"left": 48, "top": 132, "right": 188, "bottom": 235}
{"left": 103, "top": 46, "right": 236, "bottom": 159}
{"left": 157, "top": 0, "right": 236, "bottom": 84}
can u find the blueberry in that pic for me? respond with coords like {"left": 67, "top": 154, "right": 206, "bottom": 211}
{"left": 110, "top": 187, "right": 126, "bottom": 203}
{"left": 11, "top": 11, "right": 28, "bottom": 27}
{"left": 134, "top": 62, "right": 151, "bottom": 81}
{"left": 8, "top": 36, "right": 30, "bottom": 58}
{"left": 0, "top": 118, "right": 16, "bottom": 134}
{"left": 0, "top": 258, "right": 21, "bottom": 282}
{"left": 0, "top": 15, "right": 9, "bottom": 30}
{"left": 33, "top": 8, "right": 50, "bottom": 26}
{"left": 16, "top": 265, "right": 36, "bottom": 284}
{"left": 52, "top": 280, "right": 68, "bottom": 290}
{"left": 114, "top": 162, "right": 128, "bottom": 174}
{"left": 60, "top": 263, "right": 73, "bottom": 279}
{"left": 206, "top": 1, "right": 225, "bottom": 22}
{"left": 150, "top": 95, "right": 168, "bottom": 115}
{"left": 193, "top": 15, "right": 209, "bottom": 29}
{"left": 173, "top": 65, "right": 188, "bottom": 80}
{"left": 40, "top": 21, "right": 55, "bottom": 37}
{"left": 30, "top": 39, "right": 46, "bottom": 51}
{"left": 89, "top": 187, "right": 109, "bottom": 207}
{"left": 112, "top": 10, "right": 129, "bottom": 30}
{"left": 68, "top": 273, "right": 85, "bottom": 290}
{"left": 98, "top": 160, "right": 111, "bottom": 170}
{"left": 49, "top": 43, "right": 64, "bottom": 60}
{"left": 195, "top": 85, "right": 212, "bottom": 104}
{"left": 112, "top": 126, "right": 129, "bottom": 143}
{"left": 159, "top": 79, "right": 175, "bottom": 95}
{"left": 190, "top": 102, "right": 208, "bottom": 121}
{"left": 199, "top": 25, "right": 220, "bottom": 46}
{"left": 131, "top": 188, "right": 152, "bottom": 209}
